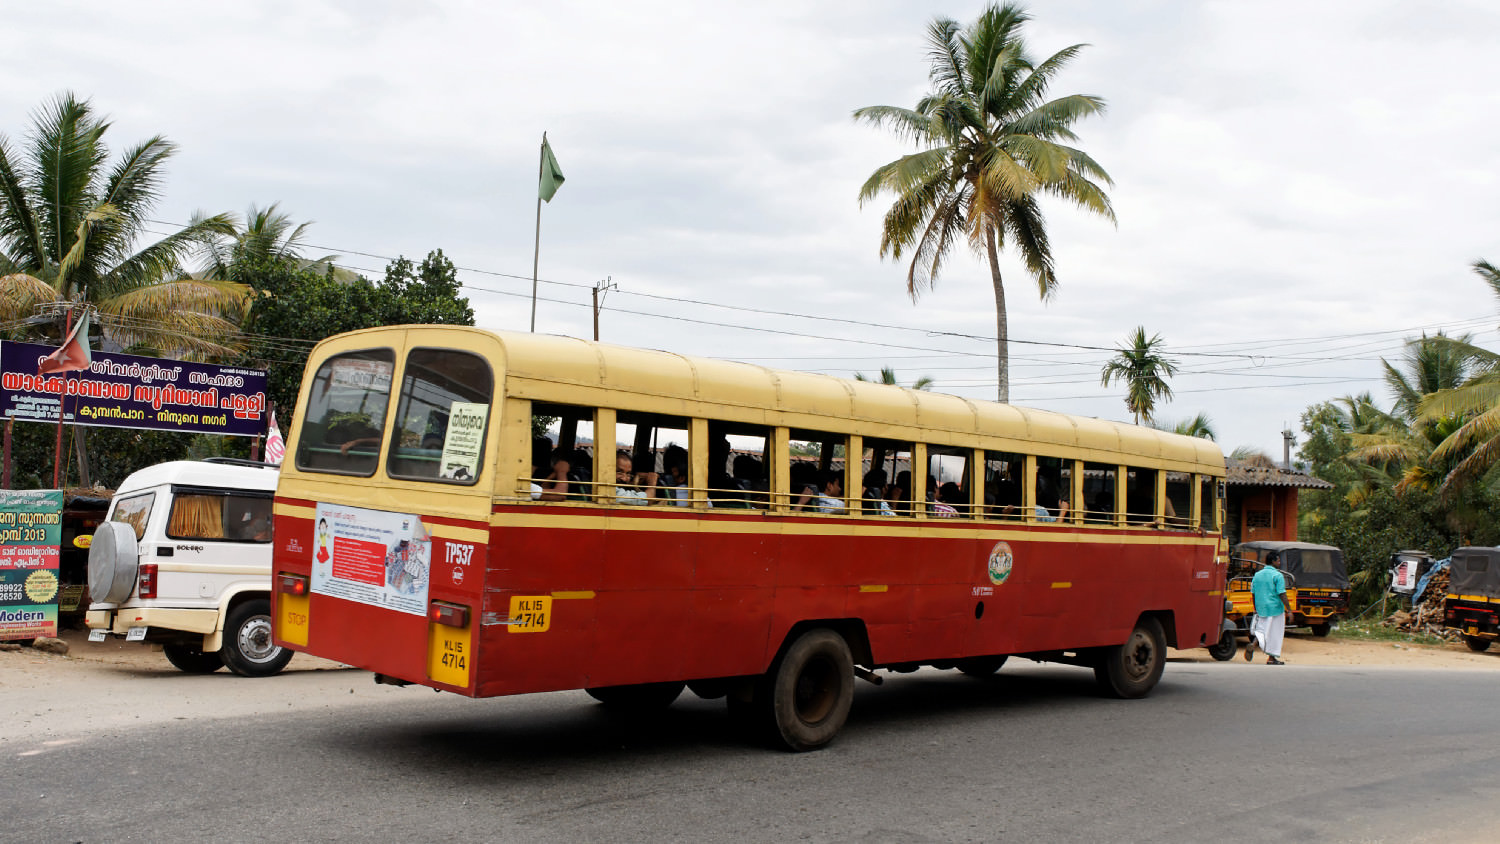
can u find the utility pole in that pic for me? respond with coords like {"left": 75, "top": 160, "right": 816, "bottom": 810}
{"left": 591, "top": 276, "right": 615, "bottom": 342}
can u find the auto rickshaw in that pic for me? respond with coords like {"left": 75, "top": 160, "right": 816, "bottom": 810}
{"left": 1443, "top": 547, "right": 1500, "bottom": 652}
{"left": 1228, "top": 541, "right": 1349, "bottom": 637}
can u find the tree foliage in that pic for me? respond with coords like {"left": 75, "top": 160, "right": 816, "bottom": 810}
{"left": 1099, "top": 326, "right": 1177, "bottom": 424}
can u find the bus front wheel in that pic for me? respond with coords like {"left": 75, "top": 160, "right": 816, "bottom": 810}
{"left": 767, "top": 628, "right": 854, "bottom": 752}
{"left": 1095, "top": 617, "right": 1166, "bottom": 699}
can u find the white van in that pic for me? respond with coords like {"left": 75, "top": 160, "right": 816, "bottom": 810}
{"left": 85, "top": 458, "right": 291, "bottom": 677}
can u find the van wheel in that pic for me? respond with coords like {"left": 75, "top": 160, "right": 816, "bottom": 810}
{"left": 585, "top": 681, "right": 685, "bottom": 710}
{"left": 220, "top": 599, "right": 292, "bottom": 677}
{"left": 767, "top": 628, "right": 854, "bottom": 752}
{"left": 1094, "top": 617, "right": 1166, "bottom": 699}
{"left": 1207, "top": 629, "right": 1238, "bottom": 661}
{"left": 163, "top": 643, "right": 224, "bottom": 673}
{"left": 1465, "top": 636, "right": 1491, "bottom": 653}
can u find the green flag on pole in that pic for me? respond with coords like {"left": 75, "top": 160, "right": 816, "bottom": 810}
{"left": 539, "top": 138, "right": 565, "bottom": 202}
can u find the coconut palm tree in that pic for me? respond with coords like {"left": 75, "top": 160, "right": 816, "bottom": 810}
{"left": 854, "top": 367, "right": 934, "bottom": 390}
{"left": 0, "top": 92, "right": 243, "bottom": 358}
{"left": 854, "top": 2, "right": 1114, "bottom": 403}
{"left": 1154, "top": 412, "right": 1215, "bottom": 440}
{"left": 1100, "top": 326, "right": 1177, "bottom": 425}
{"left": 198, "top": 201, "right": 339, "bottom": 280}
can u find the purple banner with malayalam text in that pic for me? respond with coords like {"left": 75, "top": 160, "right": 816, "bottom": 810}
{"left": 0, "top": 341, "right": 268, "bottom": 437}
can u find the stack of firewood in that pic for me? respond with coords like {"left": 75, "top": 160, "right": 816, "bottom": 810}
{"left": 1383, "top": 569, "right": 1461, "bottom": 641}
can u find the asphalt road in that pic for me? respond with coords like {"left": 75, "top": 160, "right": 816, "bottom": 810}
{"left": 5, "top": 659, "right": 1498, "bottom": 844}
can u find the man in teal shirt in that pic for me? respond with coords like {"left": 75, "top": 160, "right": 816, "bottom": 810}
{"left": 1245, "top": 550, "right": 1289, "bottom": 665}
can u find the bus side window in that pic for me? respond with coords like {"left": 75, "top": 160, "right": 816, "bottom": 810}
{"left": 385, "top": 348, "right": 493, "bottom": 484}
{"left": 928, "top": 445, "right": 971, "bottom": 518}
{"left": 1035, "top": 457, "right": 1070, "bottom": 522}
{"left": 787, "top": 429, "right": 846, "bottom": 514}
{"left": 1165, "top": 472, "right": 1192, "bottom": 528}
{"left": 529, "top": 402, "right": 594, "bottom": 502}
{"left": 1198, "top": 475, "right": 1222, "bottom": 533}
{"left": 704, "top": 420, "right": 770, "bottom": 509}
{"left": 1124, "top": 467, "right": 1157, "bottom": 525}
{"left": 862, "top": 438, "right": 912, "bottom": 517}
{"left": 1083, "top": 462, "right": 1118, "bottom": 525}
{"left": 616, "top": 411, "right": 693, "bottom": 507}
{"left": 984, "top": 451, "right": 1025, "bottom": 521}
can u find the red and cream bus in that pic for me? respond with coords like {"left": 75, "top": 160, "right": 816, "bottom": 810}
{"left": 271, "top": 326, "right": 1227, "bottom": 750}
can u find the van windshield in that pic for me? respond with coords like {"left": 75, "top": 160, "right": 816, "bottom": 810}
{"left": 294, "top": 349, "right": 396, "bottom": 476}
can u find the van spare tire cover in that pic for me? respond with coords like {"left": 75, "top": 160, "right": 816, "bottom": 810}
{"left": 88, "top": 522, "right": 140, "bottom": 604}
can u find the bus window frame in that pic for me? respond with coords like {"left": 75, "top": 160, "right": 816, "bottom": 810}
{"left": 385, "top": 346, "right": 495, "bottom": 487}
{"left": 293, "top": 346, "right": 398, "bottom": 478}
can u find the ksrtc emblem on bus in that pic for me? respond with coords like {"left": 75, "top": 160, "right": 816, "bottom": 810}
{"left": 987, "top": 541, "right": 1014, "bottom": 585}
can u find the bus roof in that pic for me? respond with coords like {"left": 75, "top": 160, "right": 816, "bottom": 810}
{"left": 312, "top": 325, "right": 1226, "bottom": 472}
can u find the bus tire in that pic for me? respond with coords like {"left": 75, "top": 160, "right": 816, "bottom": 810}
{"left": 1465, "top": 636, "right": 1491, "bottom": 653}
{"left": 956, "top": 655, "right": 1008, "bottom": 676}
{"left": 1310, "top": 622, "right": 1332, "bottom": 638}
{"left": 220, "top": 599, "right": 293, "bottom": 677}
{"left": 1206, "top": 629, "right": 1238, "bottom": 661}
{"left": 585, "top": 681, "right": 685, "bottom": 710}
{"left": 164, "top": 642, "right": 224, "bottom": 674}
{"left": 767, "top": 628, "right": 854, "bottom": 752}
{"left": 1094, "top": 617, "right": 1166, "bottom": 699}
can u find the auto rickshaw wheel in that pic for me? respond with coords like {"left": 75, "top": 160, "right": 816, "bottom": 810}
{"left": 1207, "top": 629, "right": 1237, "bottom": 661}
{"left": 1310, "top": 623, "right": 1332, "bottom": 637}
{"left": 1464, "top": 636, "right": 1492, "bottom": 653}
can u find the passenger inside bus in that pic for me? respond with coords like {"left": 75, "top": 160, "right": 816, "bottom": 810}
{"left": 815, "top": 471, "right": 846, "bottom": 514}
{"left": 790, "top": 462, "right": 818, "bottom": 510}
{"left": 863, "top": 469, "right": 894, "bottom": 516}
{"left": 615, "top": 451, "right": 658, "bottom": 505}
{"left": 531, "top": 437, "right": 570, "bottom": 501}
{"left": 888, "top": 470, "right": 913, "bottom": 516}
{"left": 661, "top": 444, "right": 690, "bottom": 506}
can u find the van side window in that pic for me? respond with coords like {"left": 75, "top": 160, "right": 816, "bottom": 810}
{"left": 110, "top": 492, "right": 155, "bottom": 540}
{"left": 387, "top": 348, "right": 494, "bottom": 484}
{"left": 295, "top": 349, "right": 396, "bottom": 476}
{"left": 166, "top": 493, "right": 274, "bottom": 542}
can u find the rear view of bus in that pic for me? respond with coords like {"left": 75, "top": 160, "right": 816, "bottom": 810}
{"left": 272, "top": 327, "right": 495, "bottom": 695}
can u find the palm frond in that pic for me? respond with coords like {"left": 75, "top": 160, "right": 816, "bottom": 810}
{"left": 0, "top": 135, "right": 44, "bottom": 266}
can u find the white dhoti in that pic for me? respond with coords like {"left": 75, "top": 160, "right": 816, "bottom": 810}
{"left": 1250, "top": 613, "right": 1286, "bottom": 658}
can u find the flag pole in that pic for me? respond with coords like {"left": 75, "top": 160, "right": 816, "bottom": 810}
{"left": 530, "top": 132, "right": 546, "bottom": 333}
{"left": 52, "top": 307, "right": 72, "bottom": 489}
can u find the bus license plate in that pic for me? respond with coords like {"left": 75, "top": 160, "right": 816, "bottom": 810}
{"left": 507, "top": 596, "right": 552, "bottom": 633}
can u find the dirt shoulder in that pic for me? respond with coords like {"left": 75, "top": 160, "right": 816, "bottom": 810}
{"left": 1170, "top": 630, "right": 1500, "bottom": 667}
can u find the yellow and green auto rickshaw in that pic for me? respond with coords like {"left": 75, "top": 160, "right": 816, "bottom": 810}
{"left": 1443, "top": 547, "right": 1500, "bottom": 652}
{"left": 1228, "top": 541, "right": 1350, "bottom": 637}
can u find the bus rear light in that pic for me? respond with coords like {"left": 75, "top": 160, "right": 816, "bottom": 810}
{"left": 429, "top": 601, "right": 469, "bottom": 628}
{"left": 138, "top": 564, "right": 157, "bottom": 599}
{"left": 277, "top": 573, "right": 308, "bottom": 596}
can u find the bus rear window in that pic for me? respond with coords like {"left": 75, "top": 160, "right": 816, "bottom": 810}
{"left": 295, "top": 349, "right": 396, "bottom": 476}
{"left": 386, "top": 348, "right": 494, "bottom": 484}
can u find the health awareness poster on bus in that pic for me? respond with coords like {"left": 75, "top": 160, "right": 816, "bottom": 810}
{"left": 0, "top": 490, "right": 63, "bottom": 641}
{"left": 310, "top": 503, "right": 431, "bottom": 616}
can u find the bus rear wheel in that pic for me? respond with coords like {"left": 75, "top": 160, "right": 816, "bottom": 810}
{"left": 767, "top": 628, "right": 854, "bottom": 752}
{"left": 1094, "top": 617, "right": 1166, "bottom": 699}
{"left": 585, "top": 681, "right": 685, "bottom": 710}
{"left": 1465, "top": 636, "right": 1492, "bottom": 653}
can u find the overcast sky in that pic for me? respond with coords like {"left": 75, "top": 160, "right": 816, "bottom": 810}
{"left": 7, "top": 0, "right": 1499, "bottom": 459}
